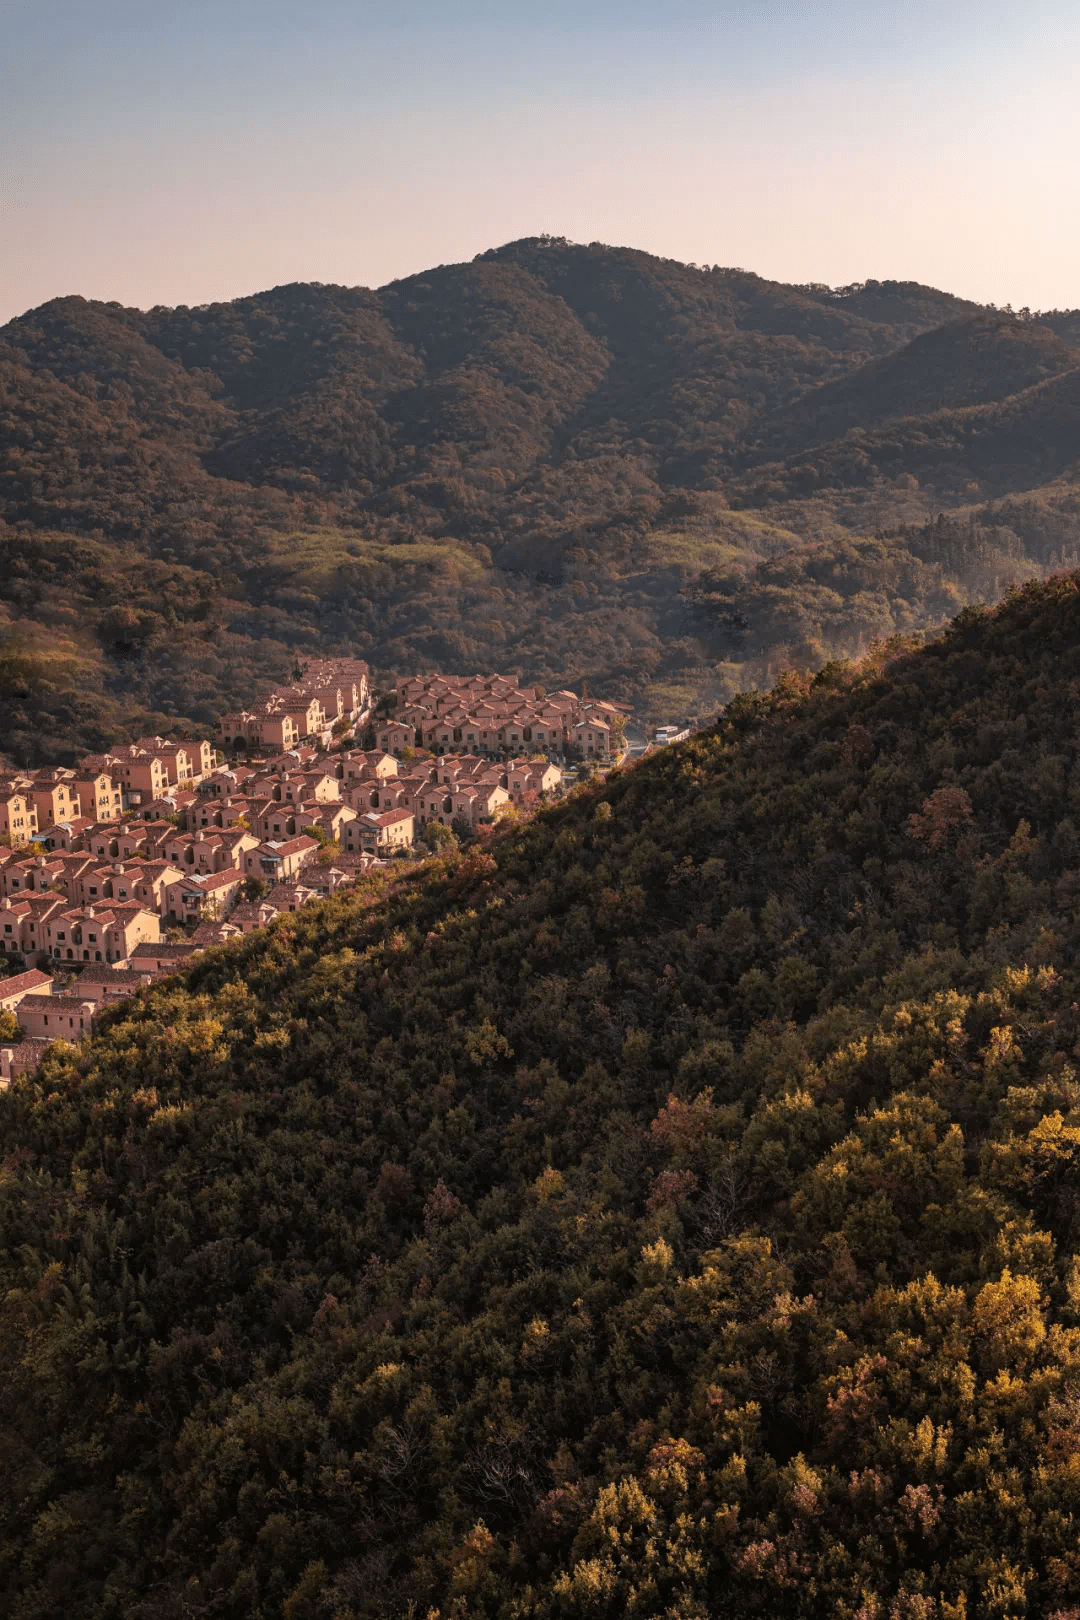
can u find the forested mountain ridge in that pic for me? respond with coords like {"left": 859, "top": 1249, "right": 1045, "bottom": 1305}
{"left": 747, "top": 313, "right": 1080, "bottom": 461}
{"left": 2, "top": 238, "right": 1080, "bottom": 761}
{"left": 8, "top": 576, "right": 1080, "bottom": 1614}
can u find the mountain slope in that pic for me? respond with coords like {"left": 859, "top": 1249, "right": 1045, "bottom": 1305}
{"left": 7, "top": 578, "right": 1080, "bottom": 1615}
{"left": 2, "top": 239, "right": 1080, "bottom": 758}
{"left": 750, "top": 312, "right": 1079, "bottom": 459}
{"left": 739, "top": 361, "right": 1080, "bottom": 509}
{"left": 1, "top": 244, "right": 984, "bottom": 538}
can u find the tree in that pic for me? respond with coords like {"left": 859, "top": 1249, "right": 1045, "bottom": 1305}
{"left": 423, "top": 821, "right": 458, "bottom": 852}
{"left": 907, "top": 786, "right": 975, "bottom": 852}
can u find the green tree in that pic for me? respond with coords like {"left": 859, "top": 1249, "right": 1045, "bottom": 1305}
{"left": 423, "top": 820, "right": 458, "bottom": 852}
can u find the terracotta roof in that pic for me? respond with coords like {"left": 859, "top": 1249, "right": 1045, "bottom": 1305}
{"left": 0, "top": 968, "right": 53, "bottom": 999}
{"left": 74, "top": 968, "right": 146, "bottom": 994}
{"left": 190, "top": 921, "right": 241, "bottom": 943}
{"left": 229, "top": 902, "right": 277, "bottom": 924}
{"left": 21, "top": 896, "right": 62, "bottom": 920}
{"left": 7, "top": 855, "right": 63, "bottom": 874}
{"left": 328, "top": 852, "right": 374, "bottom": 872}
{"left": 1, "top": 1038, "right": 52, "bottom": 1075}
{"left": 198, "top": 871, "right": 243, "bottom": 892}
{"left": 265, "top": 882, "right": 315, "bottom": 904}
{"left": 129, "top": 942, "right": 202, "bottom": 961}
{"left": 260, "top": 836, "right": 318, "bottom": 857}
{"left": 20, "top": 992, "right": 96, "bottom": 1013}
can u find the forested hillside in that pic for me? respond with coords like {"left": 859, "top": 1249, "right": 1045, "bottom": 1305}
{"left": 8, "top": 577, "right": 1080, "bottom": 1615}
{"left": 3, "top": 238, "right": 1080, "bottom": 759}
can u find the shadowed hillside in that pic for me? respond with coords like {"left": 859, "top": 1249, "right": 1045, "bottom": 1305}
{"left": 750, "top": 312, "right": 1079, "bottom": 459}
{"left": 7, "top": 577, "right": 1080, "bottom": 1614}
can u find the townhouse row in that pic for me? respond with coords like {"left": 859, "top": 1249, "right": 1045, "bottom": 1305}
{"left": 0, "top": 736, "right": 216, "bottom": 843}
{"left": 0, "top": 740, "right": 567, "bottom": 969}
{"left": 0, "top": 664, "right": 626, "bottom": 1086}
{"left": 377, "top": 670, "right": 630, "bottom": 762}
{"left": 218, "top": 658, "right": 370, "bottom": 753}
{"left": 0, "top": 883, "right": 327, "bottom": 1083}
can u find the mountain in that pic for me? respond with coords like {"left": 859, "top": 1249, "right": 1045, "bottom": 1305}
{"left": 2, "top": 239, "right": 1079, "bottom": 761}
{"left": 6, "top": 576, "right": 1080, "bottom": 1615}
{"left": 749, "top": 311, "right": 1080, "bottom": 459}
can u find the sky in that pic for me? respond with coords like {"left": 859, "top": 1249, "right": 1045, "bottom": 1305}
{"left": 2, "top": 0, "right": 1079, "bottom": 323}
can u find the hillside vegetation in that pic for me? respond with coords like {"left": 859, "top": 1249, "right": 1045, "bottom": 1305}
{"left": 3, "top": 239, "right": 1080, "bottom": 757}
{"left": 6, "top": 577, "right": 1080, "bottom": 1615}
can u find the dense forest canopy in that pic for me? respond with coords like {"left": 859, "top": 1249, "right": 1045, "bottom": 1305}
{"left": 8, "top": 576, "right": 1080, "bottom": 1614}
{"left": 2, "top": 238, "right": 1079, "bottom": 761}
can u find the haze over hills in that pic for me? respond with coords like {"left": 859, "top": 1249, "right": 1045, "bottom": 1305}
{"left": 2, "top": 237, "right": 1080, "bottom": 760}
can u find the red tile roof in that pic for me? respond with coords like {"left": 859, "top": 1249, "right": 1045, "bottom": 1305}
{"left": 261, "top": 836, "right": 319, "bottom": 857}
{"left": 0, "top": 968, "right": 53, "bottom": 999}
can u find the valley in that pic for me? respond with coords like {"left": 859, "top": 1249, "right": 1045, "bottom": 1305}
{"left": 3, "top": 239, "right": 1079, "bottom": 764}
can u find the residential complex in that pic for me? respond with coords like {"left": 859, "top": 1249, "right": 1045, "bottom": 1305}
{"left": 378, "top": 671, "right": 630, "bottom": 761}
{"left": 218, "top": 659, "right": 371, "bottom": 754}
{"left": 0, "top": 661, "right": 629, "bottom": 1084}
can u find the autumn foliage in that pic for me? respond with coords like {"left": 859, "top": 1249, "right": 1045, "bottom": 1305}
{"left": 6, "top": 577, "right": 1080, "bottom": 1614}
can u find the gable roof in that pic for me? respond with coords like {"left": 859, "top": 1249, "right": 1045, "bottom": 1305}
{"left": 129, "top": 942, "right": 201, "bottom": 961}
{"left": 0, "top": 968, "right": 53, "bottom": 999}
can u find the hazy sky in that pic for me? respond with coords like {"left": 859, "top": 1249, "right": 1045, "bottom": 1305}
{"left": 2, "top": 0, "right": 1079, "bottom": 323}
